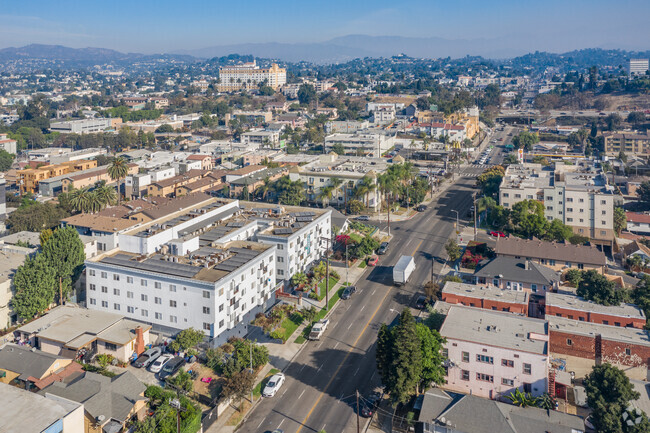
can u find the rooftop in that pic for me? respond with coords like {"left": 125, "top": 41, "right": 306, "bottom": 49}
{"left": 441, "top": 305, "right": 548, "bottom": 354}
{"left": 0, "top": 250, "right": 29, "bottom": 284}
{"left": 62, "top": 213, "right": 138, "bottom": 233}
{"left": 0, "top": 344, "right": 69, "bottom": 382}
{"left": 442, "top": 281, "right": 529, "bottom": 304}
{"left": 547, "top": 315, "right": 650, "bottom": 346}
{"left": 546, "top": 292, "right": 645, "bottom": 320}
{"left": 495, "top": 236, "right": 606, "bottom": 266}
{"left": 474, "top": 256, "right": 561, "bottom": 286}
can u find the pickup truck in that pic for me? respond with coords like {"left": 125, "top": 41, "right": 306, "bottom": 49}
{"left": 308, "top": 319, "right": 330, "bottom": 340}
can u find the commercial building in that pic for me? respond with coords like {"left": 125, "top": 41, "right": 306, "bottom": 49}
{"left": 50, "top": 118, "right": 122, "bottom": 134}
{"left": 218, "top": 61, "right": 286, "bottom": 92}
{"left": 324, "top": 133, "right": 395, "bottom": 157}
{"left": 546, "top": 292, "right": 646, "bottom": 329}
{"left": 441, "top": 281, "right": 529, "bottom": 315}
{"left": 628, "top": 59, "right": 649, "bottom": 77}
{"left": 499, "top": 163, "right": 616, "bottom": 247}
{"left": 0, "top": 133, "right": 17, "bottom": 154}
{"left": 603, "top": 131, "right": 650, "bottom": 157}
{"left": 441, "top": 305, "right": 549, "bottom": 399}
{"left": 225, "top": 110, "right": 273, "bottom": 126}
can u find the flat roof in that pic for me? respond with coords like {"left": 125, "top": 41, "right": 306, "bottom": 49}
{"left": 442, "top": 281, "right": 529, "bottom": 304}
{"left": 547, "top": 315, "right": 650, "bottom": 346}
{"left": 62, "top": 213, "right": 138, "bottom": 233}
{"left": 441, "top": 305, "right": 548, "bottom": 355}
{"left": 546, "top": 292, "right": 645, "bottom": 320}
{"left": 0, "top": 250, "right": 28, "bottom": 284}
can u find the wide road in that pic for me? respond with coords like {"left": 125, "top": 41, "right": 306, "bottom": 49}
{"left": 239, "top": 173, "right": 481, "bottom": 433}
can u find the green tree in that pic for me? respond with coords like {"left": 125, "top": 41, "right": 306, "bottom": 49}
{"left": 165, "top": 369, "right": 193, "bottom": 394}
{"left": 376, "top": 323, "right": 393, "bottom": 381}
{"left": 39, "top": 228, "right": 54, "bottom": 247}
{"left": 415, "top": 323, "right": 446, "bottom": 389}
{"left": 476, "top": 166, "right": 505, "bottom": 198}
{"left": 169, "top": 328, "right": 205, "bottom": 352}
{"left": 331, "top": 143, "right": 345, "bottom": 155}
{"left": 606, "top": 113, "right": 622, "bottom": 131}
{"left": 545, "top": 219, "right": 573, "bottom": 242}
{"left": 614, "top": 207, "right": 627, "bottom": 235}
{"left": 512, "top": 130, "right": 539, "bottom": 151}
{"left": 272, "top": 176, "right": 305, "bottom": 205}
{"left": 576, "top": 270, "right": 624, "bottom": 306}
{"left": 0, "top": 149, "right": 15, "bottom": 171}
{"left": 291, "top": 272, "right": 308, "bottom": 287}
{"left": 298, "top": 84, "right": 316, "bottom": 105}
{"left": 565, "top": 269, "right": 584, "bottom": 287}
{"left": 638, "top": 181, "right": 650, "bottom": 205}
{"left": 222, "top": 368, "right": 255, "bottom": 404}
{"left": 6, "top": 202, "right": 69, "bottom": 233}
{"left": 511, "top": 199, "right": 547, "bottom": 238}
{"left": 506, "top": 389, "right": 539, "bottom": 408}
{"left": 347, "top": 199, "right": 364, "bottom": 215}
{"left": 387, "top": 309, "right": 422, "bottom": 403}
{"left": 11, "top": 256, "right": 57, "bottom": 319}
{"left": 627, "top": 111, "right": 646, "bottom": 127}
{"left": 537, "top": 392, "right": 556, "bottom": 410}
{"left": 232, "top": 339, "right": 269, "bottom": 370}
{"left": 41, "top": 227, "right": 85, "bottom": 301}
{"left": 445, "top": 239, "right": 461, "bottom": 263}
{"left": 585, "top": 363, "right": 650, "bottom": 433}
{"left": 107, "top": 156, "right": 129, "bottom": 205}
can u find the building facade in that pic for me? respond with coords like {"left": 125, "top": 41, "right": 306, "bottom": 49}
{"left": 603, "top": 131, "right": 650, "bottom": 157}
{"left": 218, "top": 61, "right": 286, "bottom": 92}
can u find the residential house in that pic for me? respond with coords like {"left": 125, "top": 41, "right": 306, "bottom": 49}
{"left": 626, "top": 212, "right": 650, "bottom": 235}
{"left": 622, "top": 240, "right": 650, "bottom": 263}
{"left": 185, "top": 154, "right": 214, "bottom": 171}
{"left": 473, "top": 257, "right": 560, "bottom": 294}
{"left": 18, "top": 160, "right": 97, "bottom": 194}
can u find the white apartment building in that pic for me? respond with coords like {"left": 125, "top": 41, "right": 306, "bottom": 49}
{"left": 441, "top": 305, "right": 549, "bottom": 399}
{"left": 628, "top": 59, "right": 649, "bottom": 77}
{"left": 125, "top": 167, "right": 176, "bottom": 198}
{"left": 241, "top": 130, "right": 280, "bottom": 147}
{"left": 0, "top": 133, "right": 17, "bottom": 154}
{"left": 324, "top": 133, "right": 395, "bottom": 157}
{"left": 218, "top": 61, "right": 286, "bottom": 92}
{"left": 50, "top": 118, "right": 117, "bottom": 134}
{"left": 325, "top": 120, "right": 370, "bottom": 134}
{"left": 499, "top": 163, "right": 616, "bottom": 247}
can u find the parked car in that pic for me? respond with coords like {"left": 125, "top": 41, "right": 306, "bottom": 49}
{"left": 159, "top": 356, "right": 186, "bottom": 380}
{"left": 308, "top": 319, "right": 330, "bottom": 340}
{"left": 262, "top": 373, "right": 286, "bottom": 397}
{"left": 415, "top": 295, "right": 429, "bottom": 310}
{"left": 148, "top": 354, "right": 173, "bottom": 373}
{"left": 367, "top": 255, "right": 379, "bottom": 266}
{"left": 355, "top": 215, "right": 370, "bottom": 221}
{"left": 341, "top": 285, "right": 357, "bottom": 300}
{"left": 377, "top": 242, "right": 389, "bottom": 255}
{"left": 489, "top": 231, "right": 506, "bottom": 237}
{"left": 360, "top": 392, "right": 381, "bottom": 417}
{"left": 416, "top": 205, "right": 427, "bottom": 212}
{"left": 133, "top": 347, "right": 162, "bottom": 369}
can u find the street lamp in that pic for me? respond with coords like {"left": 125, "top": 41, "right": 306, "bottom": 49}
{"left": 319, "top": 236, "right": 332, "bottom": 310}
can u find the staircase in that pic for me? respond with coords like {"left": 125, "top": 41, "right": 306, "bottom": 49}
{"left": 548, "top": 369, "right": 556, "bottom": 396}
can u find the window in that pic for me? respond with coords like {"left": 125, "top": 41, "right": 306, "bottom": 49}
{"left": 101, "top": 272, "right": 107, "bottom": 279}
{"left": 523, "top": 363, "right": 532, "bottom": 375}
{"left": 461, "top": 370, "right": 470, "bottom": 381}
{"left": 579, "top": 198, "right": 584, "bottom": 203}
{"left": 502, "top": 359, "right": 514, "bottom": 368}
{"left": 141, "top": 309, "right": 148, "bottom": 317}
{"left": 442, "top": 348, "right": 449, "bottom": 358}
{"left": 567, "top": 197, "right": 573, "bottom": 202}
{"left": 141, "top": 294, "right": 148, "bottom": 302}
{"left": 603, "top": 320, "right": 609, "bottom": 325}
{"left": 277, "top": 256, "right": 284, "bottom": 262}
{"left": 219, "top": 304, "right": 224, "bottom": 312}
{"left": 153, "top": 312, "right": 162, "bottom": 320}
{"left": 531, "top": 284, "right": 537, "bottom": 291}
{"left": 127, "top": 306, "right": 134, "bottom": 313}
{"left": 170, "top": 300, "right": 177, "bottom": 308}
{"left": 89, "top": 269, "right": 96, "bottom": 276}
{"left": 515, "top": 194, "right": 521, "bottom": 198}
{"left": 477, "top": 354, "right": 494, "bottom": 364}
{"left": 615, "top": 322, "right": 621, "bottom": 327}
{"left": 203, "top": 307, "right": 210, "bottom": 314}
{"left": 203, "top": 323, "right": 211, "bottom": 331}
{"left": 277, "top": 244, "right": 284, "bottom": 250}
{"left": 113, "top": 274, "right": 119, "bottom": 281}
{"left": 105, "top": 343, "right": 117, "bottom": 351}
{"left": 476, "top": 373, "right": 494, "bottom": 383}
{"left": 503, "top": 193, "right": 509, "bottom": 198}
{"left": 127, "top": 276, "right": 133, "bottom": 283}
{"left": 113, "top": 288, "right": 120, "bottom": 296}
{"left": 102, "top": 301, "right": 108, "bottom": 308}
{"left": 114, "top": 303, "right": 120, "bottom": 311}
{"left": 141, "top": 279, "right": 147, "bottom": 287}
{"left": 601, "top": 200, "right": 607, "bottom": 205}
{"left": 101, "top": 286, "right": 108, "bottom": 293}
{"left": 502, "top": 378, "right": 514, "bottom": 386}
{"left": 203, "top": 290, "right": 210, "bottom": 299}
{"left": 219, "top": 319, "right": 225, "bottom": 328}
{"left": 602, "top": 210, "right": 607, "bottom": 215}
{"left": 169, "top": 284, "right": 176, "bottom": 292}
{"left": 549, "top": 259, "right": 555, "bottom": 266}
{"left": 155, "top": 297, "right": 161, "bottom": 304}
{"left": 89, "top": 298, "right": 96, "bottom": 305}
{"left": 626, "top": 348, "right": 631, "bottom": 355}
{"left": 170, "top": 316, "right": 177, "bottom": 324}
{"left": 127, "top": 291, "right": 133, "bottom": 299}
{"left": 578, "top": 263, "right": 584, "bottom": 270}
{"left": 154, "top": 282, "right": 162, "bottom": 289}
{"left": 567, "top": 338, "right": 573, "bottom": 346}
{"left": 90, "top": 284, "right": 96, "bottom": 291}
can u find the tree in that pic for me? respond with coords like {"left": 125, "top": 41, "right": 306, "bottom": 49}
{"left": 41, "top": 227, "right": 85, "bottom": 301}
{"left": 585, "top": 363, "right": 650, "bottom": 433}
{"left": 537, "top": 392, "right": 556, "bottom": 410}
{"left": 606, "top": 113, "right": 622, "bottom": 131}
{"left": 512, "top": 130, "right": 539, "bottom": 151}
{"left": 633, "top": 276, "right": 650, "bottom": 328}
{"left": 627, "top": 111, "right": 646, "bottom": 127}
{"left": 298, "top": 84, "right": 316, "bottom": 105}
{"left": 638, "top": 181, "right": 650, "bottom": 205}
{"left": 445, "top": 239, "right": 461, "bottom": 263}
{"left": 545, "top": 219, "right": 573, "bottom": 242}
{"left": 6, "top": 202, "right": 69, "bottom": 234}
{"left": 272, "top": 176, "right": 305, "bottom": 205}
{"left": 415, "top": 323, "right": 446, "bottom": 389}
{"left": 291, "top": 272, "right": 308, "bottom": 287}
{"left": 169, "top": 328, "right": 205, "bottom": 352}
{"left": 331, "top": 143, "right": 345, "bottom": 155}
{"left": 222, "top": 368, "right": 255, "bottom": 404}
{"left": 347, "top": 199, "right": 364, "bottom": 215}
{"left": 166, "top": 369, "right": 193, "bottom": 394}
{"left": 576, "top": 270, "right": 624, "bottom": 306}
{"left": 423, "top": 281, "right": 440, "bottom": 302}
{"left": 565, "top": 269, "right": 584, "bottom": 287}
{"left": 476, "top": 166, "right": 505, "bottom": 198}
{"left": 0, "top": 149, "right": 15, "bottom": 171}
{"left": 11, "top": 256, "right": 57, "bottom": 319}
{"left": 39, "top": 228, "right": 54, "bottom": 247}
{"left": 232, "top": 338, "right": 269, "bottom": 370}
{"left": 107, "top": 156, "right": 129, "bottom": 205}
{"left": 386, "top": 309, "right": 422, "bottom": 403}
{"left": 506, "top": 389, "right": 539, "bottom": 408}
{"left": 376, "top": 324, "right": 393, "bottom": 381}
{"left": 614, "top": 207, "right": 627, "bottom": 235}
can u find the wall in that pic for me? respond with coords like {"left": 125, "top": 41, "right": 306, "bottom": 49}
{"left": 39, "top": 339, "right": 66, "bottom": 357}
{"left": 441, "top": 293, "right": 528, "bottom": 315}
{"left": 0, "top": 279, "right": 14, "bottom": 327}
{"left": 546, "top": 305, "right": 645, "bottom": 328}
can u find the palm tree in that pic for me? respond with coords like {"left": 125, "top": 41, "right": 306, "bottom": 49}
{"left": 107, "top": 156, "right": 129, "bottom": 205}
{"left": 317, "top": 185, "right": 335, "bottom": 208}
{"left": 69, "top": 187, "right": 93, "bottom": 214}
{"left": 93, "top": 181, "right": 116, "bottom": 208}
{"left": 254, "top": 177, "right": 272, "bottom": 202}
{"left": 329, "top": 177, "right": 343, "bottom": 208}
{"left": 354, "top": 175, "right": 376, "bottom": 208}
{"left": 537, "top": 392, "right": 556, "bottom": 411}
{"left": 628, "top": 255, "right": 643, "bottom": 272}
{"left": 506, "top": 389, "right": 539, "bottom": 408}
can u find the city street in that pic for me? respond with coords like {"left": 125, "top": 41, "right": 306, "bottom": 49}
{"left": 238, "top": 174, "right": 480, "bottom": 433}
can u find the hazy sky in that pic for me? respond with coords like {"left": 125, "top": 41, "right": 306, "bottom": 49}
{"left": 1, "top": 0, "right": 649, "bottom": 54}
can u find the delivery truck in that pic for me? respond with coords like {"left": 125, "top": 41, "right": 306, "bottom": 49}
{"left": 393, "top": 255, "right": 416, "bottom": 285}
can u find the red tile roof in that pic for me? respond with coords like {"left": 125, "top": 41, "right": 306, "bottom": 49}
{"left": 626, "top": 212, "right": 650, "bottom": 224}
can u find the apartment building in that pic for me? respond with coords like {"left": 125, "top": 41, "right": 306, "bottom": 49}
{"left": 441, "top": 281, "right": 529, "bottom": 315}
{"left": 0, "top": 133, "right": 17, "bottom": 154}
{"left": 240, "top": 130, "right": 280, "bottom": 147}
{"left": 628, "top": 59, "right": 649, "bottom": 77}
{"left": 125, "top": 167, "right": 176, "bottom": 199}
{"left": 603, "top": 131, "right": 650, "bottom": 157}
{"left": 324, "top": 133, "right": 395, "bottom": 157}
{"left": 225, "top": 110, "right": 273, "bottom": 127}
{"left": 499, "top": 163, "right": 616, "bottom": 248}
{"left": 290, "top": 153, "right": 386, "bottom": 211}
{"left": 546, "top": 292, "right": 646, "bottom": 329}
{"left": 218, "top": 61, "right": 286, "bottom": 92}
{"left": 54, "top": 163, "right": 138, "bottom": 195}
{"left": 325, "top": 120, "right": 370, "bottom": 134}
{"left": 441, "top": 305, "right": 549, "bottom": 399}
{"left": 18, "top": 159, "right": 97, "bottom": 194}
{"left": 50, "top": 118, "right": 122, "bottom": 134}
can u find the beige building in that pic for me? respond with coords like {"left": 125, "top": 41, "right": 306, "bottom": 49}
{"left": 499, "top": 163, "right": 616, "bottom": 247}
{"left": 603, "top": 131, "right": 650, "bottom": 157}
{"left": 218, "top": 61, "right": 286, "bottom": 92}
{"left": 0, "top": 249, "right": 30, "bottom": 327}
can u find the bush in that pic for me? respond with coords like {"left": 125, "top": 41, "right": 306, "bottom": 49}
{"left": 95, "top": 354, "right": 114, "bottom": 368}
{"left": 169, "top": 328, "right": 205, "bottom": 352}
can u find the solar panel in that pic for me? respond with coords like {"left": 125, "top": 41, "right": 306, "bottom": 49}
{"left": 274, "top": 228, "right": 293, "bottom": 235}
{"left": 296, "top": 216, "right": 313, "bottom": 222}
{"left": 292, "top": 222, "right": 306, "bottom": 229}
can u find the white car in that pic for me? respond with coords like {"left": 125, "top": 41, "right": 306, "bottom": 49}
{"left": 148, "top": 354, "right": 173, "bottom": 373}
{"left": 262, "top": 373, "right": 286, "bottom": 397}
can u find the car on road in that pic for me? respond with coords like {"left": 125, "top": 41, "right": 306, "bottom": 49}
{"left": 159, "top": 356, "right": 186, "bottom": 380}
{"left": 133, "top": 347, "right": 162, "bottom": 369}
{"left": 148, "top": 354, "right": 173, "bottom": 373}
{"left": 308, "top": 319, "right": 330, "bottom": 340}
{"left": 341, "top": 285, "right": 357, "bottom": 300}
{"left": 359, "top": 392, "right": 381, "bottom": 417}
{"left": 416, "top": 204, "right": 427, "bottom": 212}
{"left": 489, "top": 230, "right": 506, "bottom": 237}
{"left": 355, "top": 215, "right": 370, "bottom": 221}
{"left": 367, "top": 255, "right": 379, "bottom": 266}
{"left": 377, "top": 242, "right": 389, "bottom": 255}
{"left": 270, "top": 430, "right": 284, "bottom": 433}
{"left": 262, "top": 373, "right": 286, "bottom": 397}
{"left": 415, "top": 295, "right": 430, "bottom": 310}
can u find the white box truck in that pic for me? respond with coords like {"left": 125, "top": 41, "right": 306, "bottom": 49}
{"left": 393, "top": 255, "right": 416, "bottom": 285}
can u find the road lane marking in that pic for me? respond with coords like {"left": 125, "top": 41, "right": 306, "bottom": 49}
{"left": 347, "top": 322, "right": 353, "bottom": 330}
{"left": 257, "top": 418, "right": 266, "bottom": 429}
{"left": 322, "top": 424, "right": 326, "bottom": 432}
{"left": 295, "top": 280, "right": 395, "bottom": 433}
{"left": 360, "top": 305, "right": 365, "bottom": 312}
{"left": 317, "top": 363, "right": 323, "bottom": 372}
{"left": 371, "top": 290, "right": 376, "bottom": 295}
{"left": 354, "top": 367, "right": 360, "bottom": 376}
{"left": 278, "top": 419, "right": 284, "bottom": 428}
{"left": 299, "top": 364, "right": 306, "bottom": 373}
{"left": 299, "top": 389, "right": 306, "bottom": 399}
{"left": 333, "top": 342, "right": 339, "bottom": 349}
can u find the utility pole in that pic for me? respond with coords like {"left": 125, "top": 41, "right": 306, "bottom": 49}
{"left": 170, "top": 398, "right": 186, "bottom": 433}
{"left": 452, "top": 209, "right": 459, "bottom": 243}
{"left": 346, "top": 243, "right": 349, "bottom": 286}
{"left": 356, "top": 390, "right": 361, "bottom": 433}
{"left": 59, "top": 277, "right": 63, "bottom": 305}
{"left": 250, "top": 339, "right": 253, "bottom": 403}
{"left": 320, "top": 236, "right": 331, "bottom": 310}
{"left": 474, "top": 194, "right": 478, "bottom": 240}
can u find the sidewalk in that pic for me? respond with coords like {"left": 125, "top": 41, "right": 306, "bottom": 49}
{"left": 205, "top": 250, "right": 374, "bottom": 432}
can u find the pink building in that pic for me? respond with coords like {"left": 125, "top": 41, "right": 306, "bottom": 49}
{"left": 441, "top": 305, "right": 549, "bottom": 399}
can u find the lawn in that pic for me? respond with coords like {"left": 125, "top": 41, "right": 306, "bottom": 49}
{"left": 358, "top": 260, "right": 367, "bottom": 269}
{"left": 253, "top": 368, "right": 280, "bottom": 398}
{"left": 272, "top": 312, "right": 304, "bottom": 342}
{"left": 301, "top": 287, "right": 346, "bottom": 340}
{"left": 315, "top": 276, "right": 339, "bottom": 301}
{"left": 294, "top": 335, "right": 306, "bottom": 344}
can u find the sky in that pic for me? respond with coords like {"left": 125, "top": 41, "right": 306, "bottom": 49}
{"left": 0, "top": 0, "right": 649, "bottom": 55}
